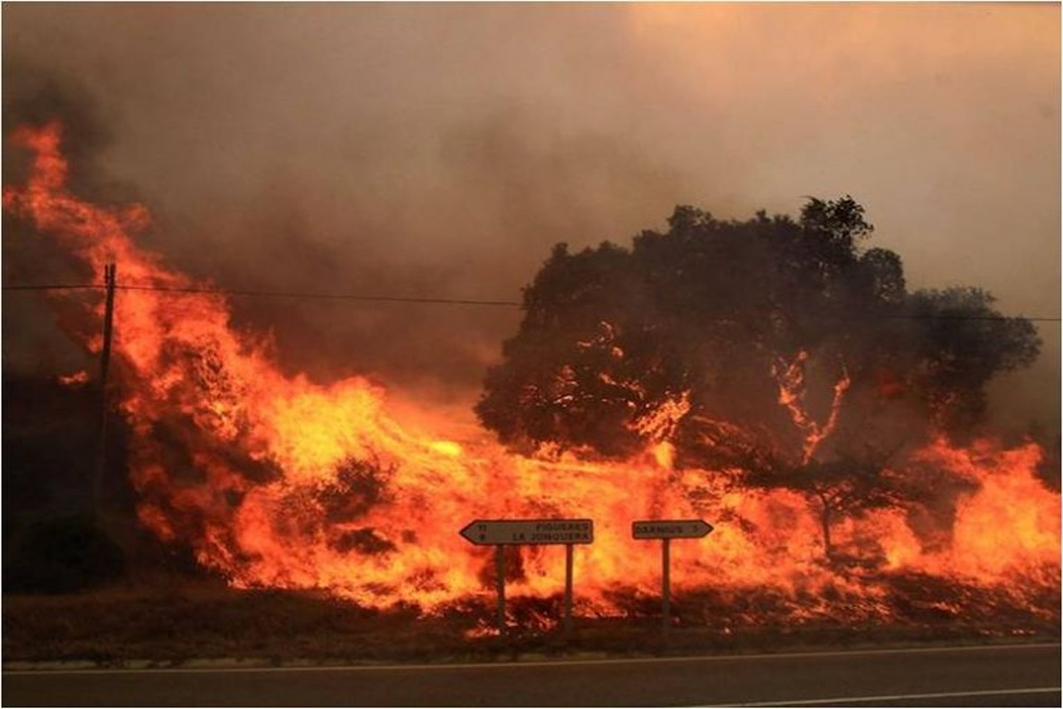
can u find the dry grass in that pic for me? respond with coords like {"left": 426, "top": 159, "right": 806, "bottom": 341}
{"left": 3, "top": 576, "right": 1058, "bottom": 667}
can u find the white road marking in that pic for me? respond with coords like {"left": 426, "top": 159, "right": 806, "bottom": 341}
{"left": 719, "top": 686, "right": 1062, "bottom": 706}
{"left": 2, "top": 643, "right": 1058, "bottom": 675}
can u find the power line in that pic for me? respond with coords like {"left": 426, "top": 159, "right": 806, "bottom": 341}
{"left": 2, "top": 281, "right": 1060, "bottom": 322}
{"left": 2, "top": 282, "right": 523, "bottom": 308}
{"left": 3, "top": 283, "right": 102, "bottom": 292}
{"left": 879, "top": 314, "right": 1061, "bottom": 323}
{"left": 117, "top": 283, "right": 524, "bottom": 307}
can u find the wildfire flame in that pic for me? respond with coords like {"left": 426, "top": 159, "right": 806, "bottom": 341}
{"left": 4, "top": 122, "right": 1059, "bottom": 623}
{"left": 773, "top": 350, "right": 851, "bottom": 465}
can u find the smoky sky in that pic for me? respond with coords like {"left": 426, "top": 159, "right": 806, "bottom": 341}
{"left": 2, "top": 3, "right": 1059, "bottom": 431}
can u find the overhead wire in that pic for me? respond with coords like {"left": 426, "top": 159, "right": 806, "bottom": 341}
{"left": 1, "top": 281, "right": 1060, "bottom": 321}
{"left": 2, "top": 282, "right": 522, "bottom": 307}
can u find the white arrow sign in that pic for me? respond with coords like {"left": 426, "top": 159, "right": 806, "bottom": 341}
{"left": 632, "top": 519, "right": 713, "bottom": 540}
{"left": 459, "top": 519, "right": 594, "bottom": 546}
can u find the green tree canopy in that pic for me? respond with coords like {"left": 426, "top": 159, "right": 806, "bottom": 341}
{"left": 476, "top": 197, "right": 1040, "bottom": 473}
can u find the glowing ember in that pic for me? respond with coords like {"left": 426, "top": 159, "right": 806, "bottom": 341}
{"left": 4, "top": 122, "right": 1059, "bottom": 623}
{"left": 57, "top": 370, "right": 91, "bottom": 387}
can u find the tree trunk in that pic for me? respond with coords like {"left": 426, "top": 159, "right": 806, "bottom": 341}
{"left": 816, "top": 492, "right": 833, "bottom": 561}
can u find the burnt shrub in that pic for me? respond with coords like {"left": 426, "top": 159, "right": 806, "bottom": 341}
{"left": 4, "top": 513, "right": 125, "bottom": 593}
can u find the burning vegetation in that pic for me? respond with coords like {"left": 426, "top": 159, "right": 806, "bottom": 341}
{"left": 2, "top": 121, "right": 1059, "bottom": 633}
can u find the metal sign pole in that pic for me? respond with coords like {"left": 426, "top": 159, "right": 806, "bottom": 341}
{"left": 459, "top": 519, "right": 595, "bottom": 636}
{"left": 662, "top": 538, "right": 671, "bottom": 637}
{"left": 563, "top": 543, "right": 574, "bottom": 635}
{"left": 495, "top": 544, "right": 506, "bottom": 633}
{"left": 631, "top": 519, "right": 713, "bottom": 642}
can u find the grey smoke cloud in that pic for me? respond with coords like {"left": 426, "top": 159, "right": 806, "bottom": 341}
{"left": 2, "top": 3, "right": 1058, "bottom": 430}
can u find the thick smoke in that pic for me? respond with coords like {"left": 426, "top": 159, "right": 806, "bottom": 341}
{"left": 1, "top": 62, "right": 123, "bottom": 375}
{"left": 2, "top": 3, "right": 1058, "bottom": 431}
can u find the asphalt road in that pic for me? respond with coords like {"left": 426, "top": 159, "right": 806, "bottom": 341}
{"left": 3, "top": 643, "right": 1059, "bottom": 707}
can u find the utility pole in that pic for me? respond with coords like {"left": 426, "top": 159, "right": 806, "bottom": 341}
{"left": 94, "top": 262, "right": 117, "bottom": 513}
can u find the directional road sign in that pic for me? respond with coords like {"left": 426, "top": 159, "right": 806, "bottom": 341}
{"left": 632, "top": 518, "right": 715, "bottom": 636}
{"left": 460, "top": 519, "right": 594, "bottom": 546}
{"left": 632, "top": 519, "right": 713, "bottom": 540}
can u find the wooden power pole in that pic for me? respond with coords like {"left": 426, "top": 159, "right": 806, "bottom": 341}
{"left": 94, "top": 262, "right": 117, "bottom": 513}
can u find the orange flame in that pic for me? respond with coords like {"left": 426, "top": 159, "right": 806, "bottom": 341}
{"left": 4, "top": 122, "right": 1059, "bottom": 622}
{"left": 773, "top": 350, "right": 851, "bottom": 465}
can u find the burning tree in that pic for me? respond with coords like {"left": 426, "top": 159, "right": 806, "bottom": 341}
{"left": 747, "top": 454, "right": 903, "bottom": 563}
{"left": 4, "top": 121, "right": 1057, "bottom": 627}
{"left": 477, "top": 197, "right": 1041, "bottom": 558}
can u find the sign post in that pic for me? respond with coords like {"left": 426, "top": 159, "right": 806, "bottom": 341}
{"left": 460, "top": 519, "right": 594, "bottom": 633}
{"left": 661, "top": 537, "right": 671, "bottom": 635}
{"left": 495, "top": 544, "right": 506, "bottom": 631}
{"left": 632, "top": 519, "right": 713, "bottom": 637}
{"left": 563, "top": 543, "right": 574, "bottom": 635}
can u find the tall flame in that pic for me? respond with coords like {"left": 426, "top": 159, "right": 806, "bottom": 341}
{"left": 4, "top": 122, "right": 1059, "bottom": 623}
